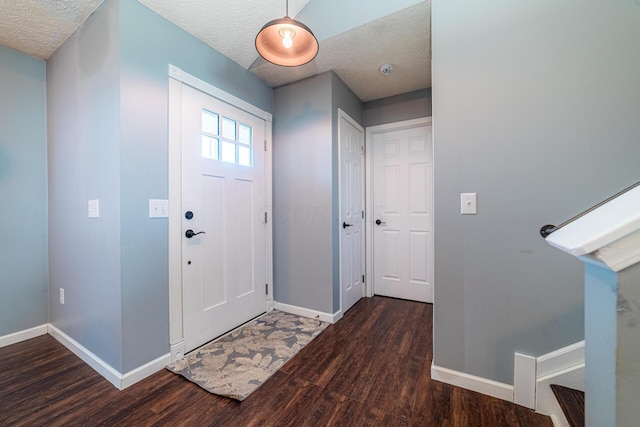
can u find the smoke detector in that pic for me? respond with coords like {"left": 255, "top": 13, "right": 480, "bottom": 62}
{"left": 379, "top": 64, "right": 394, "bottom": 76}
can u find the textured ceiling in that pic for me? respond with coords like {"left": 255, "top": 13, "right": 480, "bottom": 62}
{"left": 137, "top": 0, "right": 311, "bottom": 70}
{"left": 0, "top": 0, "right": 105, "bottom": 60}
{"left": 0, "top": 0, "right": 431, "bottom": 102}
{"left": 251, "top": 2, "right": 431, "bottom": 102}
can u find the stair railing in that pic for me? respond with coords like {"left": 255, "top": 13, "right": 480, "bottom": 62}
{"left": 540, "top": 180, "right": 640, "bottom": 238}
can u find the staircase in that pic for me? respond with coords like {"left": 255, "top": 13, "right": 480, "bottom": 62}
{"left": 550, "top": 384, "right": 585, "bottom": 427}
{"left": 525, "top": 341, "right": 584, "bottom": 427}
{"left": 542, "top": 181, "right": 640, "bottom": 426}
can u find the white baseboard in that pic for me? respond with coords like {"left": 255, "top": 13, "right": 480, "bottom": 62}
{"left": 273, "top": 301, "right": 340, "bottom": 324}
{"left": 0, "top": 324, "right": 48, "bottom": 348}
{"left": 550, "top": 412, "right": 569, "bottom": 427}
{"left": 536, "top": 363, "right": 584, "bottom": 419}
{"left": 534, "top": 340, "right": 585, "bottom": 426}
{"left": 514, "top": 353, "right": 537, "bottom": 409}
{"left": 47, "top": 324, "right": 169, "bottom": 390}
{"left": 120, "top": 352, "right": 171, "bottom": 389}
{"left": 536, "top": 340, "right": 584, "bottom": 379}
{"left": 48, "top": 324, "right": 123, "bottom": 389}
{"left": 431, "top": 363, "right": 514, "bottom": 402}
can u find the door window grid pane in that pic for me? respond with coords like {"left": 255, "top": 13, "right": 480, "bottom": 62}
{"left": 221, "top": 140, "right": 236, "bottom": 164}
{"left": 202, "top": 109, "right": 253, "bottom": 167}
{"left": 222, "top": 117, "right": 236, "bottom": 140}
{"left": 201, "top": 136, "right": 219, "bottom": 160}
{"left": 238, "top": 145, "right": 252, "bottom": 167}
{"left": 239, "top": 124, "right": 252, "bottom": 145}
{"left": 202, "top": 110, "right": 219, "bottom": 135}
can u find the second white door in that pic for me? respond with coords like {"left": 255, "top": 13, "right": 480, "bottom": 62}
{"left": 370, "top": 119, "right": 433, "bottom": 303}
{"left": 340, "top": 110, "right": 365, "bottom": 314}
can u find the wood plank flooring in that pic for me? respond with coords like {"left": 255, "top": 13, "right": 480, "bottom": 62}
{"left": 550, "top": 384, "right": 585, "bottom": 427}
{"left": 0, "top": 296, "right": 553, "bottom": 426}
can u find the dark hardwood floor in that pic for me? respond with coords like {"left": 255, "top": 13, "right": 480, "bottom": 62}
{"left": 550, "top": 384, "right": 584, "bottom": 427}
{"left": 0, "top": 297, "right": 552, "bottom": 426}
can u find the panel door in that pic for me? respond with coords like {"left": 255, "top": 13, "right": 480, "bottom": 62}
{"left": 181, "top": 84, "right": 267, "bottom": 352}
{"left": 340, "top": 112, "right": 365, "bottom": 313}
{"left": 372, "top": 124, "right": 433, "bottom": 303}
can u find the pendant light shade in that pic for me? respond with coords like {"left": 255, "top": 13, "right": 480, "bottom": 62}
{"left": 255, "top": 10, "right": 318, "bottom": 67}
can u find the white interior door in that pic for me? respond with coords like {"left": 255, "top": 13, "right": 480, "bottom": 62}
{"left": 339, "top": 110, "right": 365, "bottom": 313}
{"left": 371, "top": 120, "right": 433, "bottom": 303}
{"left": 181, "top": 84, "right": 267, "bottom": 352}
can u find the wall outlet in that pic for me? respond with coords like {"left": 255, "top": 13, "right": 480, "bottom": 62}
{"left": 59, "top": 288, "right": 65, "bottom": 304}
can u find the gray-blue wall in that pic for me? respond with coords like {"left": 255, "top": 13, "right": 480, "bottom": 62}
{"left": 615, "top": 261, "right": 640, "bottom": 427}
{"left": 432, "top": 0, "right": 640, "bottom": 384}
{"left": 584, "top": 259, "right": 640, "bottom": 426}
{"left": 46, "top": 0, "right": 273, "bottom": 373}
{"left": 363, "top": 88, "right": 431, "bottom": 127}
{"left": 273, "top": 72, "right": 362, "bottom": 315}
{"left": 584, "top": 263, "right": 616, "bottom": 427}
{"left": 273, "top": 73, "right": 334, "bottom": 314}
{"left": 47, "top": 0, "right": 124, "bottom": 370}
{"left": 0, "top": 46, "right": 48, "bottom": 336}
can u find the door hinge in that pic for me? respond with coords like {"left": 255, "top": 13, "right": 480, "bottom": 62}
{"left": 361, "top": 210, "right": 365, "bottom": 219}
{"left": 264, "top": 140, "right": 267, "bottom": 151}
{"left": 264, "top": 212, "right": 268, "bottom": 223}
{"left": 360, "top": 145, "right": 365, "bottom": 155}
{"left": 265, "top": 283, "right": 269, "bottom": 295}
{"left": 362, "top": 275, "right": 365, "bottom": 283}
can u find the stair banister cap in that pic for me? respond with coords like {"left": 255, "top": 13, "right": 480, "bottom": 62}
{"left": 545, "top": 185, "right": 640, "bottom": 272}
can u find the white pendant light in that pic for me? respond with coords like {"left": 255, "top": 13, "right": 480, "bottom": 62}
{"left": 255, "top": 0, "right": 319, "bottom": 67}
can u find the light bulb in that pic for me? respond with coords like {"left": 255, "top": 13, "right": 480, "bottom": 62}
{"left": 281, "top": 28, "right": 293, "bottom": 49}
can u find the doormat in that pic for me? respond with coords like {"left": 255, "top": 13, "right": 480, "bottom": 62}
{"left": 166, "top": 310, "right": 329, "bottom": 401}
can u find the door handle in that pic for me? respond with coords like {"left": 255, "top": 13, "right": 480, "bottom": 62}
{"left": 185, "top": 229, "right": 206, "bottom": 238}
{"left": 375, "top": 219, "right": 386, "bottom": 225}
{"left": 342, "top": 222, "right": 353, "bottom": 229}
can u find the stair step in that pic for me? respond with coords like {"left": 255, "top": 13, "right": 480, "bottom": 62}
{"left": 550, "top": 384, "right": 585, "bottom": 427}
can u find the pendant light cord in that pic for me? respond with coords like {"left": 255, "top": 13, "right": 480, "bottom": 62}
{"left": 286, "top": 0, "right": 289, "bottom": 17}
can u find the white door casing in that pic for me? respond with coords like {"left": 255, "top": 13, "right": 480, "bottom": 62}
{"left": 339, "top": 109, "right": 365, "bottom": 314}
{"left": 168, "top": 66, "right": 273, "bottom": 358}
{"left": 365, "top": 118, "right": 433, "bottom": 303}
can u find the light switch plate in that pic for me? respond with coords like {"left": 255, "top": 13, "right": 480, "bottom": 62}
{"left": 149, "top": 199, "right": 169, "bottom": 218}
{"left": 88, "top": 199, "right": 100, "bottom": 218}
{"left": 461, "top": 193, "right": 477, "bottom": 215}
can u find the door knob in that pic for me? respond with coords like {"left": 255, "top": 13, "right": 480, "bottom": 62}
{"left": 185, "top": 229, "right": 206, "bottom": 238}
{"left": 342, "top": 222, "right": 353, "bottom": 229}
{"left": 375, "top": 219, "right": 386, "bottom": 225}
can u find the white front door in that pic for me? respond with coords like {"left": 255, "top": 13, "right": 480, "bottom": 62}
{"left": 339, "top": 110, "right": 365, "bottom": 313}
{"left": 181, "top": 84, "right": 267, "bottom": 352}
{"left": 370, "top": 119, "right": 433, "bottom": 303}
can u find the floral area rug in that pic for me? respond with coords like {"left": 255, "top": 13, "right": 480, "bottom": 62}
{"left": 166, "top": 310, "right": 329, "bottom": 401}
